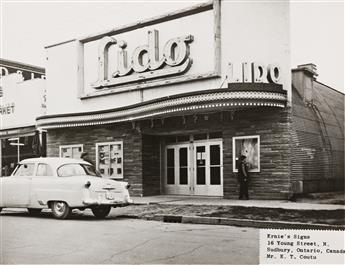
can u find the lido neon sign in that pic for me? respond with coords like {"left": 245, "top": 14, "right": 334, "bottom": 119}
{"left": 91, "top": 29, "right": 194, "bottom": 89}
{"left": 228, "top": 62, "right": 281, "bottom": 84}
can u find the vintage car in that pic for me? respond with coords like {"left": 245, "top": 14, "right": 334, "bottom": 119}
{"left": 0, "top": 157, "right": 132, "bottom": 219}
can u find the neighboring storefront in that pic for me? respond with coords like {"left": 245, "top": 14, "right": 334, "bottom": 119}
{"left": 37, "top": 0, "right": 293, "bottom": 199}
{"left": 0, "top": 59, "right": 46, "bottom": 176}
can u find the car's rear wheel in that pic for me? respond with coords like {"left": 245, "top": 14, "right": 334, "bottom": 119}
{"left": 51, "top": 201, "right": 71, "bottom": 219}
{"left": 0, "top": 208, "right": 2, "bottom": 213}
{"left": 28, "top": 208, "right": 42, "bottom": 215}
{"left": 91, "top": 205, "right": 111, "bottom": 218}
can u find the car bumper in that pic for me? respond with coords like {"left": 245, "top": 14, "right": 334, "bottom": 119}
{"left": 82, "top": 198, "right": 133, "bottom": 206}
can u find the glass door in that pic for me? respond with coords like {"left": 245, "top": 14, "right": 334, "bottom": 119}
{"left": 193, "top": 140, "right": 223, "bottom": 196}
{"left": 164, "top": 144, "right": 191, "bottom": 195}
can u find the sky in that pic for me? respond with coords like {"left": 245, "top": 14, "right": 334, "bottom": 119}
{"left": 0, "top": 0, "right": 344, "bottom": 92}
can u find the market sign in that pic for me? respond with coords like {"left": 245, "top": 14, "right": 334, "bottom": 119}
{"left": 0, "top": 66, "right": 45, "bottom": 81}
{"left": 0, "top": 103, "right": 15, "bottom": 115}
{"left": 0, "top": 74, "right": 45, "bottom": 130}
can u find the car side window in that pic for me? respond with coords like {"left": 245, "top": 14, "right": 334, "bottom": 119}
{"left": 12, "top": 163, "right": 35, "bottom": 177}
{"left": 36, "top": 163, "right": 54, "bottom": 176}
{"left": 57, "top": 164, "right": 89, "bottom": 177}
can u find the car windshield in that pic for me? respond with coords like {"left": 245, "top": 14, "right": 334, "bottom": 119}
{"left": 57, "top": 163, "right": 102, "bottom": 177}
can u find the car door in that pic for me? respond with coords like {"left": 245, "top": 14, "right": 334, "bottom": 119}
{"left": 2, "top": 163, "right": 35, "bottom": 207}
{"left": 29, "top": 163, "right": 55, "bottom": 208}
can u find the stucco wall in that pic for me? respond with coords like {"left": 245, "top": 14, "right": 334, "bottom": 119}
{"left": 44, "top": 1, "right": 290, "bottom": 116}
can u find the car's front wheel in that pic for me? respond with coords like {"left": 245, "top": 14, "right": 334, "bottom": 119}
{"left": 28, "top": 208, "right": 42, "bottom": 215}
{"left": 91, "top": 205, "right": 111, "bottom": 218}
{"left": 51, "top": 201, "right": 71, "bottom": 219}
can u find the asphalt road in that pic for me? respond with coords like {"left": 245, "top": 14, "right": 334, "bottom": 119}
{"left": 0, "top": 208, "right": 259, "bottom": 264}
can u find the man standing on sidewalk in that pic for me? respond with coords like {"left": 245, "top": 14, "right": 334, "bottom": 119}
{"left": 237, "top": 155, "right": 250, "bottom": 200}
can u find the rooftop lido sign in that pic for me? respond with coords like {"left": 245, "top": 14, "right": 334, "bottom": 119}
{"left": 91, "top": 29, "right": 194, "bottom": 89}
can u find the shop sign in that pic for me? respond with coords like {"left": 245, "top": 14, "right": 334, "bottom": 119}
{"left": 0, "top": 103, "right": 15, "bottom": 115}
{"left": 0, "top": 66, "right": 45, "bottom": 80}
{"left": 91, "top": 29, "right": 194, "bottom": 89}
{"left": 0, "top": 75, "right": 45, "bottom": 129}
{"left": 228, "top": 62, "right": 281, "bottom": 84}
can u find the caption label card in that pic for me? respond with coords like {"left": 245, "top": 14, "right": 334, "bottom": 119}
{"left": 260, "top": 229, "right": 344, "bottom": 264}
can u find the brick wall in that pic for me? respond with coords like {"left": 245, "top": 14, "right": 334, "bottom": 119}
{"left": 46, "top": 107, "right": 292, "bottom": 199}
{"left": 142, "top": 134, "right": 161, "bottom": 196}
{"left": 46, "top": 123, "right": 144, "bottom": 196}
{"left": 141, "top": 107, "right": 292, "bottom": 199}
{"left": 222, "top": 107, "right": 292, "bottom": 199}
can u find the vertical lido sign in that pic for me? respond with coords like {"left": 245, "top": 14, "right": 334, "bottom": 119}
{"left": 91, "top": 29, "right": 194, "bottom": 89}
{"left": 228, "top": 62, "right": 281, "bottom": 84}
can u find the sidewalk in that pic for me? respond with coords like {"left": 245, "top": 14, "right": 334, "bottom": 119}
{"left": 123, "top": 195, "right": 345, "bottom": 230}
{"left": 131, "top": 195, "right": 345, "bottom": 210}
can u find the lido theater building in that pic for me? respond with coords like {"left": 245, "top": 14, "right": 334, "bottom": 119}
{"left": 37, "top": 0, "right": 292, "bottom": 199}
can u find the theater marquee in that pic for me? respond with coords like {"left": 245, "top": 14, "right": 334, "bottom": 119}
{"left": 78, "top": 0, "right": 221, "bottom": 98}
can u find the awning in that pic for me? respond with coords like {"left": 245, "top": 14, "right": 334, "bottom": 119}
{"left": 37, "top": 85, "right": 287, "bottom": 130}
{"left": 0, "top": 125, "right": 36, "bottom": 139}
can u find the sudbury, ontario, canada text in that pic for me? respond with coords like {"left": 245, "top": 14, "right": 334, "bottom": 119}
{"left": 265, "top": 233, "right": 344, "bottom": 261}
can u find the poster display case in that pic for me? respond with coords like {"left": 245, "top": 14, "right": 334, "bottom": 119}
{"left": 60, "top": 144, "right": 83, "bottom": 159}
{"left": 232, "top": 135, "right": 260, "bottom": 172}
{"left": 96, "top": 141, "right": 123, "bottom": 179}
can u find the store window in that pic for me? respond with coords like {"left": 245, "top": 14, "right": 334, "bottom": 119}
{"left": 60, "top": 144, "right": 83, "bottom": 159}
{"left": 96, "top": 141, "right": 123, "bottom": 179}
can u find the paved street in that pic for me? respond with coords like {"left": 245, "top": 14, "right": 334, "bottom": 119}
{"left": 0, "top": 209, "right": 259, "bottom": 264}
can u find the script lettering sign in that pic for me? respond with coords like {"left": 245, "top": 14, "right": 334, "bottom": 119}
{"left": 91, "top": 29, "right": 194, "bottom": 89}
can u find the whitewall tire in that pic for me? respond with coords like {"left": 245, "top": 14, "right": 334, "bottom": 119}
{"left": 51, "top": 201, "right": 71, "bottom": 219}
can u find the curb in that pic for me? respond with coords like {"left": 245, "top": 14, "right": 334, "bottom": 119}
{"left": 125, "top": 214, "right": 345, "bottom": 230}
{"left": 131, "top": 201, "right": 345, "bottom": 210}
